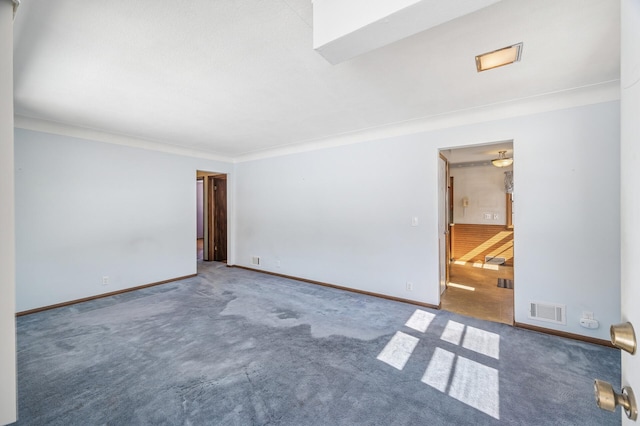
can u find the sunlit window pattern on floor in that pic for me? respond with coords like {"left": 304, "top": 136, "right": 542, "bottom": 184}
{"left": 404, "top": 309, "right": 435, "bottom": 333}
{"left": 449, "top": 356, "right": 499, "bottom": 419}
{"left": 377, "top": 309, "right": 501, "bottom": 420}
{"left": 376, "top": 331, "right": 419, "bottom": 370}
{"left": 440, "top": 320, "right": 465, "bottom": 345}
{"left": 462, "top": 326, "right": 500, "bottom": 360}
{"left": 421, "top": 347, "right": 455, "bottom": 392}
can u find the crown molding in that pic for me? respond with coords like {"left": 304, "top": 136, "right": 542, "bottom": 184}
{"left": 234, "top": 80, "right": 620, "bottom": 163}
{"left": 13, "top": 115, "right": 234, "bottom": 163}
{"left": 14, "top": 80, "right": 619, "bottom": 164}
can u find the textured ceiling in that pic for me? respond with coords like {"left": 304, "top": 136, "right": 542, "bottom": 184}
{"left": 13, "top": 0, "right": 620, "bottom": 159}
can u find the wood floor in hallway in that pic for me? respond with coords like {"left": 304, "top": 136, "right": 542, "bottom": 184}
{"left": 440, "top": 262, "right": 514, "bottom": 325}
{"left": 197, "top": 238, "right": 204, "bottom": 260}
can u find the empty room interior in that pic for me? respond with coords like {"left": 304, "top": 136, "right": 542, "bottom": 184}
{"left": 2, "top": 0, "right": 640, "bottom": 425}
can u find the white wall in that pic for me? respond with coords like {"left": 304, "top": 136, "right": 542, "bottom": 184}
{"left": 450, "top": 164, "right": 511, "bottom": 225}
{"left": 237, "top": 137, "right": 437, "bottom": 303}
{"left": 14, "top": 129, "right": 233, "bottom": 312}
{"left": 0, "top": 1, "right": 17, "bottom": 423}
{"left": 235, "top": 101, "right": 620, "bottom": 339}
{"left": 514, "top": 103, "right": 620, "bottom": 339}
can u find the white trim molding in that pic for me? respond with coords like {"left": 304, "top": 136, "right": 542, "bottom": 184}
{"left": 235, "top": 80, "right": 620, "bottom": 162}
{"left": 14, "top": 115, "right": 235, "bottom": 163}
{"left": 15, "top": 80, "right": 620, "bottom": 164}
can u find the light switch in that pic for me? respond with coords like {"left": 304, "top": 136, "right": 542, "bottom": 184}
{"left": 411, "top": 217, "right": 419, "bottom": 227}
{"left": 493, "top": 214, "right": 499, "bottom": 220}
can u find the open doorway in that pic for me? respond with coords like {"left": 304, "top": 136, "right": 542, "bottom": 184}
{"left": 196, "top": 171, "right": 228, "bottom": 263}
{"left": 438, "top": 142, "right": 514, "bottom": 325}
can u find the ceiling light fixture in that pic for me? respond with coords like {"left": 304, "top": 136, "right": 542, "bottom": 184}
{"left": 491, "top": 151, "right": 513, "bottom": 168}
{"left": 475, "top": 43, "right": 522, "bottom": 72}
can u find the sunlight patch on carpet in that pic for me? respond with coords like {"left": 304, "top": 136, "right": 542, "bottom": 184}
{"left": 421, "top": 347, "right": 455, "bottom": 392}
{"left": 405, "top": 309, "right": 435, "bottom": 333}
{"left": 376, "top": 331, "right": 419, "bottom": 370}
{"left": 449, "top": 356, "right": 500, "bottom": 419}
{"left": 440, "top": 320, "right": 465, "bottom": 345}
{"left": 462, "top": 326, "right": 500, "bottom": 359}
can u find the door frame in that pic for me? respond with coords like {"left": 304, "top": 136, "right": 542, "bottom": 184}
{"left": 437, "top": 143, "right": 515, "bottom": 322}
{"left": 197, "top": 171, "right": 228, "bottom": 263}
{"left": 438, "top": 153, "right": 451, "bottom": 295}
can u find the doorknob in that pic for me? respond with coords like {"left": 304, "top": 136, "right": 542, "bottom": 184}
{"left": 610, "top": 322, "right": 637, "bottom": 354}
{"left": 594, "top": 379, "right": 638, "bottom": 420}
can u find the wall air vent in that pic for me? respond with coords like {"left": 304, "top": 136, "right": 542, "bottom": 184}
{"left": 251, "top": 256, "right": 261, "bottom": 266}
{"left": 528, "top": 302, "right": 566, "bottom": 325}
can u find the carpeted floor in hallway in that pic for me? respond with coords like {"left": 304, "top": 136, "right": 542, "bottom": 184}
{"left": 13, "top": 262, "right": 620, "bottom": 425}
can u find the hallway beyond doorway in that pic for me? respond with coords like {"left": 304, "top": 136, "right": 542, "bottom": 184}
{"left": 441, "top": 262, "right": 514, "bottom": 325}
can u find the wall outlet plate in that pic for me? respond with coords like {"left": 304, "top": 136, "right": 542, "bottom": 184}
{"left": 579, "top": 318, "right": 599, "bottom": 329}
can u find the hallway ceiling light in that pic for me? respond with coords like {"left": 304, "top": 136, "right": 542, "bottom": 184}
{"left": 491, "top": 151, "right": 513, "bottom": 167}
{"left": 475, "top": 43, "right": 522, "bottom": 72}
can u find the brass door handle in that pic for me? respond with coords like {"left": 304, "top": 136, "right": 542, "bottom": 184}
{"left": 611, "top": 322, "right": 637, "bottom": 354}
{"left": 593, "top": 322, "right": 638, "bottom": 419}
{"left": 594, "top": 379, "right": 638, "bottom": 420}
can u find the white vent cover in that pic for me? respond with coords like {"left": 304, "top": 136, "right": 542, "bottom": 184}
{"left": 251, "top": 256, "right": 261, "bottom": 266}
{"left": 528, "top": 302, "right": 566, "bottom": 325}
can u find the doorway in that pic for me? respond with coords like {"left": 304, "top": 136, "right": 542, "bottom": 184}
{"left": 438, "top": 142, "right": 515, "bottom": 325}
{"left": 196, "top": 171, "right": 228, "bottom": 263}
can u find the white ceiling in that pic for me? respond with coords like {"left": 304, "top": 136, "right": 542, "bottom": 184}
{"left": 12, "top": 0, "right": 620, "bottom": 160}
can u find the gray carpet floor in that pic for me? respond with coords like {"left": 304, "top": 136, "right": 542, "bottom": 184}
{"left": 14, "top": 262, "right": 620, "bottom": 425}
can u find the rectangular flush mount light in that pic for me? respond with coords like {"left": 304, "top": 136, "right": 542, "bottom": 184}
{"left": 475, "top": 43, "right": 523, "bottom": 72}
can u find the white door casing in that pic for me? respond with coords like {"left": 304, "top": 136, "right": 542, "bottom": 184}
{"left": 438, "top": 155, "right": 447, "bottom": 296}
{"left": 621, "top": 0, "right": 640, "bottom": 424}
{"left": 0, "top": 1, "right": 17, "bottom": 423}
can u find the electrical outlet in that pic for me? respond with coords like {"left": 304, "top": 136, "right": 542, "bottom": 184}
{"left": 580, "top": 318, "right": 599, "bottom": 329}
{"left": 276, "top": 260, "right": 281, "bottom": 268}
{"left": 406, "top": 281, "right": 413, "bottom": 291}
{"left": 102, "top": 276, "right": 109, "bottom": 286}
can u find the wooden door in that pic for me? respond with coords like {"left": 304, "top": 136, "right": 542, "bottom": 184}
{"left": 206, "top": 175, "right": 228, "bottom": 262}
{"left": 213, "top": 177, "right": 227, "bottom": 262}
